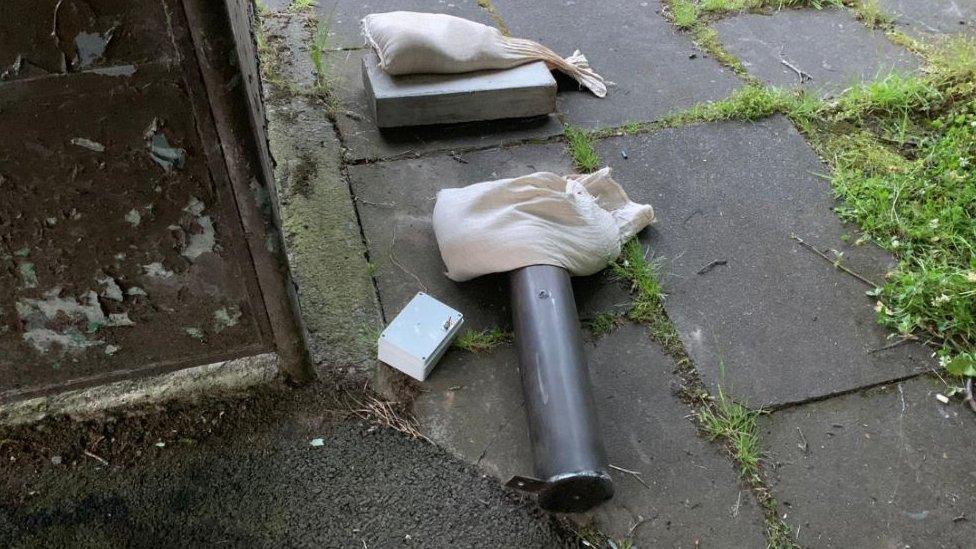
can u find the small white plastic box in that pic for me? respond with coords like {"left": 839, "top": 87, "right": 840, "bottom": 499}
{"left": 377, "top": 292, "right": 464, "bottom": 381}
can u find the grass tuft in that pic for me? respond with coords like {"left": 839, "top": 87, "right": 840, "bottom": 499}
{"left": 829, "top": 103, "right": 976, "bottom": 354}
{"left": 453, "top": 328, "right": 513, "bottom": 353}
{"left": 669, "top": 0, "right": 700, "bottom": 29}
{"left": 694, "top": 27, "right": 751, "bottom": 76}
{"left": 698, "top": 0, "right": 842, "bottom": 14}
{"left": 832, "top": 72, "right": 942, "bottom": 123}
{"left": 309, "top": 18, "right": 331, "bottom": 91}
{"left": 583, "top": 313, "right": 624, "bottom": 337}
{"left": 664, "top": 84, "right": 819, "bottom": 127}
{"left": 565, "top": 125, "right": 601, "bottom": 172}
{"left": 289, "top": 0, "right": 317, "bottom": 11}
{"left": 850, "top": 0, "right": 893, "bottom": 28}
{"left": 697, "top": 386, "right": 763, "bottom": 479}
{"left": 611, "top": 240, "right": 683, "bottom": 352}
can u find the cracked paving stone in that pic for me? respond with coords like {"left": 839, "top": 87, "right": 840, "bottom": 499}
{"left": 877, "top": 0, "right": 976, "bottom": 36}
{"left": 761, "top": 376, "right": 976, "bottom": 547}
{"left": 416, "top": 323, "right": 767, "bottom": 547}
{"left": 347, "top": 141, "right": 627, "bottom": 332}
{"left": 589, "top": 116, "right": 934, "bottom": 407}
{"left": 491, "top": 0, "right": 742, "bottom": 129}
{"left": 326, "top": 50, "right": 564, "bottom": 162}
{"left": 713, "top": 9, "right": 921, "bottom": 95}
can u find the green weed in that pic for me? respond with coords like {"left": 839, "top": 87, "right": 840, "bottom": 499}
{"left": 697, "top": 386, "right": 763, "bottom": 479}
{"left": 289, "top": 0, "right": 317, "bottom": 11}
{"left": 611, "top": 240, "right": 682, "bottom": 351}
{"left": 699, "top": 0, "right": 842, "bottom": 14}
{"left": 929, "top": 35, "right": 976, "bottom": 82}
{"left": 453, "top": 328, "right": 513, "bottom": 353}
{"left": 830, "top": 103, "right": 976, "bottom": 354}
{"left": 766, "top": 519, "right": 801, "bottom": 549}
{"left": 832, "top": 72, "right": 942, "bottom": 123}
{"left": 851, "top": 0, "right": 893, "bottom": 28}
{"left": 565, "top": 125, "right": 601, "bottom": 172}
{"left": 583, "top": 313, "right": 623, "bottom": 337}
{"left": 693, "top": 27, "right": 751, "bottom": 76}
{"left": 664, "top": 84, "right": 817, "bottom": 126}
{"left": 588, "top": 86, "right": 815, "bottom": 138}
{"left": 669, "top": 0, "right": 700, "bottom": 29}
{"left": 310, "top": 18, "right": 331, "bottom": 92}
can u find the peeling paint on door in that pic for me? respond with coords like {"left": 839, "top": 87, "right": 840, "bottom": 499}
{"left": 0, "top": 0, "right": 277, "bottom": 399}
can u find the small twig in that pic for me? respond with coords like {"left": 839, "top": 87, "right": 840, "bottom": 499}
{"left": 355, "top": 197, "right": 396, "bottom": 208}
{"left": 964, "top": 378, "right": 976, "bottom": 414}
{"left": 83, "top": 450, "right": 109, "bottom": 466}
{"left": 780, "top": 58, "right": 812, "bottom": 83}
{"left": 345, "top": 390, "right": 433, "bottom": 444}
{"left": 627, "top": 515, "right": 650, "bottom": 537}
{"left": 697, "top": 259, "right": 727, "bottom": 275}
{"left": 868, "top": 336, "right": 915, "bottom": 354}
{"left": 790, "top": 233, "right": 879, "bottom": 288}
{"left": 609, "top": 463, "right": 650, "bottom": 489}
{"left": 390, "top": 223, "right": 428, "bottom": 293}
{"left": 795, "top": 426, "right": 809, "bottom": 454}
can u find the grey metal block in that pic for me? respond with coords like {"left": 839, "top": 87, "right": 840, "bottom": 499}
{"left": 361, "top": 52, "right": 556, "bottom": 128}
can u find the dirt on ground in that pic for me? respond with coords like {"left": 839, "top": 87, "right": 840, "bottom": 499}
{"left": 0, "top": 381, "right": 572, "bottom": 548}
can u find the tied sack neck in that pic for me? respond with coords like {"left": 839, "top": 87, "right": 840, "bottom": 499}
{"left": 501, "top": 37, "right": 607, "bottom": 98}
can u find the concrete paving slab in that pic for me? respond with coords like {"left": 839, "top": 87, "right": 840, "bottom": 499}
{"left": 363, "top": 53, "right": 556, "bottom": 128}
{"left": 589, "top": 117, "right": 933, "bottom": 407}
{"left": 491, "top": 0, "right": 743, "bottom": 129}
{"left": 327, "top": 50, "right": 564, "bottom": 161}
{"left": 761, "top": 376, "right": 976, "bottom": 547}
{"left": 314, "top": 0, "right": 494, "bottom": 50}
{"left": 348, "top": 142, "right": 634, "bottom": 332}
{"left": 878, "top": 0, "right": 976, "bottom": 36}
{"left": 267, "top": 94, "right": 382, "bottom": 374}
{"left": 713, "top": 9, "right": 921, "bottom": 96}
{"left": 416, "top": 323, "right": 768, "bottom": 546}
{"left": 259, "top": 9, "right": 317, "bottom": 90}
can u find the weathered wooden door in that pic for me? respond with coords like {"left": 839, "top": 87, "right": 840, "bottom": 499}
{"left": 0, "top": 0, "right": 309, "bottom": 402}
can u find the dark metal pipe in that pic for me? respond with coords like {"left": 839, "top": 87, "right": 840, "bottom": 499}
{"left": 507, "top": 264, "right": 613, "bottom": 513}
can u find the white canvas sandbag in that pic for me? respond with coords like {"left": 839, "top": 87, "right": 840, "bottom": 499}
{"left": 432, "top": 167, "right": 654, "bottom": 281}
{"left": 362, "top": 11, "right": 607, "bottom": 97}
